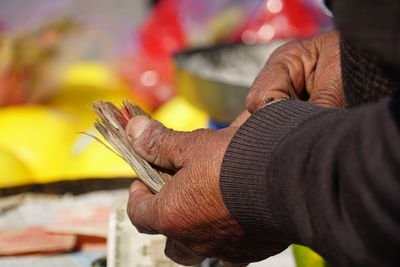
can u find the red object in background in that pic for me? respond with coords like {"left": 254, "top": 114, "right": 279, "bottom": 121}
{"left": 119, "top": 0, "right": 187, "bottom": 111}
{"left": 139, "top": 0, "right": 186, "bottom": 59}
{"left": 231, "top": 0, "right": 327, "bottom": 44}
{"left": 119, "top": 51, "right": 176, "bottom": 112}
{"left": 119, "top": 0, "right": 331, "bottom": 111}
{"left": 0, "top": 71, "right": 30, "bottom": 106}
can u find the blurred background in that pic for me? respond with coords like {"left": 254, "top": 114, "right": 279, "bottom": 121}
{"left": 0, "top": 0, "right": 332, "bottom": 266}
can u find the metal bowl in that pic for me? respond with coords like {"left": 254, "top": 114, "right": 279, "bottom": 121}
{"left": 173, "top": 41, "right": 287, "bottom": 123}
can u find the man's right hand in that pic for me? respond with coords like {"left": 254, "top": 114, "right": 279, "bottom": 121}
{"left": 246, "top": 31, "right": 344, "bottom": 112}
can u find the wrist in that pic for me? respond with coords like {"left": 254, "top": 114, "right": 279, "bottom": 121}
{"left": 220, "top": 100, "right": 331, "bottom": 243}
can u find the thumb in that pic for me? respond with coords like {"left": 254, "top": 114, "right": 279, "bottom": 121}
{"left": 126, "top": 115, "right": 206, "bottom": 171}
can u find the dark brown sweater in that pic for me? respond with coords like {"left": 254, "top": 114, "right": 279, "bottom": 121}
{"left": 220, "top": 1, "right": 400, "bottom": 266}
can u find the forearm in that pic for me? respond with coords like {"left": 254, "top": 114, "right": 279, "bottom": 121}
{"left": 220, "top": 97, "right": 400, "bottom": 266}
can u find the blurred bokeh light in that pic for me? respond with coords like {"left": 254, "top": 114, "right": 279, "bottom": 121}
{"left": 0, "top": 0, "right": 331, "bottom": 186}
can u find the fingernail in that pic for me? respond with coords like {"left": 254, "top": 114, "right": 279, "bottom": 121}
{"left": 126, "top": 115, "right": 150, "bottom": 141}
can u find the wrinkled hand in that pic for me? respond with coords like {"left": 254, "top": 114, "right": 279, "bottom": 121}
{"left": 126, "top": 115, "right": 287, "bottom": 266}
{"left": 246, "top": 31, "right": 344, "bottom": 112}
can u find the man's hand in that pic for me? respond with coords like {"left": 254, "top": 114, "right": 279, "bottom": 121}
{"left": 246, "top": 31, "right": 344, "bottom": 112}
{"left": 126, "top": 116, "right": 287, "bottom": 266}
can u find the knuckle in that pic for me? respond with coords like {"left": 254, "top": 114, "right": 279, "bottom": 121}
{"left": 169, "top": 133, "right": 187, "bottom": 167}
{"left": 126, "top": 198, "right": 145, "bottom": 225}
{"left": 309, "top": 87, "right": 344, "bottom": 108}
{"left": 173, "top": 129, "right": 208, "bottom": 166}
{"left": 158, "top": 213, "right": 176, "bottom": 236}
{"left": 273, "top": 40, "right": 298, "bottom": 54}
{"left": 274, "top": 40, "right": 315, "bottom": 69}
{"left": 139, "top": 122, "right": 167, "bottom": 164}
{"left": 157, "top": 128, "right": 185, "bottom": 166}
{"left": 148, "top": 197, "right": 165, "bottom": 230}
{"left": 156, "top": 190, "right": 194, "bottom": 236}
{"left": 126, "top": 197, "right": 141, "bottom": 224}
{"left": 273, "top": 40, "right": 305, "bottom": 57}
{"left": 127, "top": 193, "right": 161, "bottom": 232}
{"left": 156, "top": 201, "right": 178, "bottom": 235}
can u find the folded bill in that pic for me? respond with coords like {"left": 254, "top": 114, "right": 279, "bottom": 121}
{"left": 92, "top": 100, "right": 172, "bottom": 192}
{"left": 107, "top": 199, "right": 185, "bottom": 267}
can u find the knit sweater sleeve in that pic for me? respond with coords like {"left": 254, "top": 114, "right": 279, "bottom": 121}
{"left": 333, "top": 0, "right": 400, "bottom": 107}
{"left": 220, "top": 0, "right": 400, "bottom": 265}
{"left": 220, "top": 97, "right": 400, "bottom": 266}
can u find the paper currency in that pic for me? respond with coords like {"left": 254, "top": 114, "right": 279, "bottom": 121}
{"left": 92, "top": 100, "right": 172, "bottom": 193}
{"left": 93, "top": 102, "right": 221, "bottom": 267}
{"left": 107, "top": 199, "right": 185, "bottom": 267}
{"left": 0, "top": 251, "right": 106, "bottom": 267}
{"left": 0, "top": 191, "right": 129, "bottom": 266}
{"left": 45, "top": 206, "right": 110, "bottom": 238}
{"left": 0, "top": 227, "right": 76, "bottom": 256}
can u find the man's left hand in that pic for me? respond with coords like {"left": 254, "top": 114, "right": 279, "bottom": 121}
{"left": 126, "top": 115, "right": 287, "bottom": 265}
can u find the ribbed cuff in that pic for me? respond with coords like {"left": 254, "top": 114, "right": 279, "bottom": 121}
{"left": 220, "top": 100, "right": 329, "bottom": 242}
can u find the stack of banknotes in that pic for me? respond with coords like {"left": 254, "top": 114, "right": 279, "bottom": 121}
{"left": 92, "top": 100, "right": 171, "bottom": 192}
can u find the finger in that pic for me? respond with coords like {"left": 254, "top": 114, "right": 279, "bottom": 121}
{"left": 309, "top": 86, "right": 345, "bottom": 108}
{"left": 126, "top": 115, "right": 209, "bottom": 170}
{"left": 245, "top": 63, "right": 293, "bottom": 113}
{"left": 230, "top": 111, "right": 251, "bottom": 127}
{"left": 127, "top": 180, "right": 161, "bottom": 234}
{"left": 164, "top": 239, "right": 206, "bottom": 266}
{"left": 309, "top": 60, "right": 344, "bottom": 108}
{"left": 245, "top": 41, "right": 316, "bottom": 113}
{"left": 308, "top": 31, "right": 344, "bottom": 108}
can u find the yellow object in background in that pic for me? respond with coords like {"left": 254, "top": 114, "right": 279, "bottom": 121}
{"left": 0, "top": 106, "right": 76, "bottom": 183}
{"left": 0, "top": 63, "right": 137, "bottom": 186}
{"left": 0, "top": 145, "right": 32, "bottom": 187}
{"left": 51, "top": 62, "right": 139, "bottom": 179}
{"left": 154, "top": 95, "right": 208, "bottom": 131}
{"left": 0, "top": 63, "right": 209, "bottom": 188}
{"left": 67, "top": 95, "right": 208, "bottom": 179}
{"left": 66, "top": 131, "right": 133, "bottom": 179}
{"left": 292, "top": 245, "right": 330, "bottom": 267}
{"left": 50, "top": 62, "right": 142, "bottom": 131}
